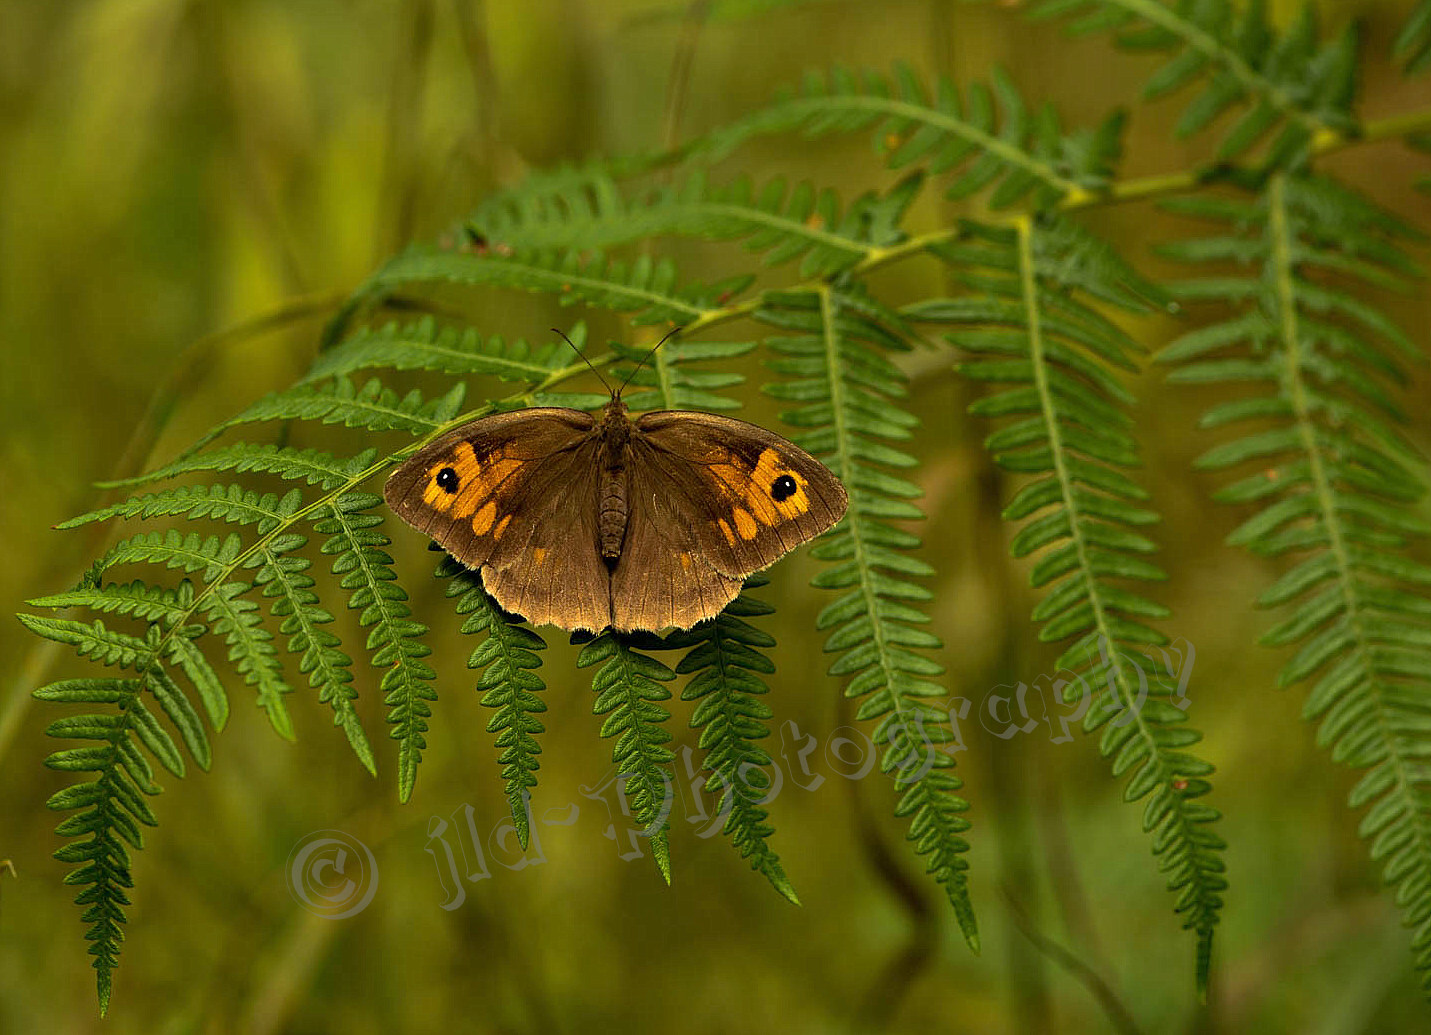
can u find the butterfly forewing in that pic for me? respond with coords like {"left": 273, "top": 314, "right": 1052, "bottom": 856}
{"left": 630, "top": 410, "right": 849, "bottom": 578}
{"left": 384, "top": 408, "right": 613, "bottom": 631}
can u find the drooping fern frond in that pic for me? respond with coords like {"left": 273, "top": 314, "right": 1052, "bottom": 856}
{"left": 906, "top": 215, "right": 1227, "bottom": 992}
{"left": 1013, "top": 0, "right": 1357, "bottom": 164}
{"left": 1159, "top": 171, "right": 1431, "bottom": 993}
{"left": 690, "top": 63, "right": 1124, "bottom": 211}
{"left": 758, "top": 285, "right": 978, "bottom": 949}
{"left": 668, "top": 576, "right": 798, "bottom": 903}
{"left": 437, "top": 555, "right": 548, "bottom": 850}
{"left": 315, "top": 493, "right": 435, "bottom": 802}
{"left": 577, "top": 633, "right": 677, "bottom": 883}
{"left": 20, "top": 607, "right": 221, "bottom": 1013}
{"left": 466, "top": 167, "right": 925, "bottom": 279}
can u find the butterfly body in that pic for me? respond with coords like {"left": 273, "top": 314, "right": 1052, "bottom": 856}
{"left": 384, "top": 397, "right": 848, "bottom": 633}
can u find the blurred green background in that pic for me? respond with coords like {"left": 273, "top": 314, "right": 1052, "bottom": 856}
{"left": 3, "top": 1, "right": 1431, "bottom": 1031}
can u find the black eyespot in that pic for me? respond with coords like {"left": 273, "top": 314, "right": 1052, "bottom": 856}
{"left": 771, "top": 474, "right": 798, "bottom": 502}
{"left": 435, "top": 467, "right": 460, "bottom": 494}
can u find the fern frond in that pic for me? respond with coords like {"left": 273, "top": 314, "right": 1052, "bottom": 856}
{"left": 613, "top": 336, "right": 756, "bottom": 413}
{"left": 27, "top": 581, "right": 229, "bottom": 731}
{"left": 577, "top": 633, "right": 677, "bottom": 883}
{"left": 758, "top": 285, "right": 978, "bottom": 949}
{"left": 183, "top": 377, "right": 466, "bottom": 460}
{"left": 437, "top": 556, "right": 548, "bottom": 849}
{"left": 60, "top": 485, "right": 304, "bottom": 532}
{"left": 305, "top": 316, "right": 572, "bottom": 386}
{"left": 254, "top": 536, "right": 375, "bottom": 774}
{"left": 330, "top": 246, "right": 748, "bottom": 346}
{"left": 315, "top": 493, "right": 434, "bottom": 801}
{"left": 97, "top": 445, "right": 379, "bottom": 492}
{"left": 1160, "top": 171, "right": 1431, "bottom": 994}
{"left": 1016, "top": 0, "right": 1357, "bottom": 163}
{"left": 669, "top": 577, "right": 797, "bottom": 903}
{"left": 201, "top": 581, "right": 295, "bottom": 739}
{"left": 23, "top": 607, "right": 223, "bottom": 1011}
{"left": 908, "top": 215, "right": 1227, "bottom": 991}
{"left": 692, "top": 63, "right": 1124, "bottom": 210}
{"left": 468, "top": 168, "right": 924, "bottom": 279}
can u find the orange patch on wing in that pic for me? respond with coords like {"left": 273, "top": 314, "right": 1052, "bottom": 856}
{"left": 680, "top": 552, "right": 692, "bottom": 571}
{"left": 421, "top": 443, "right": 525, "bottom": 517}
{"left": 493, "top": 514, "right": 512, "bottom": 537}
{"left": 718, "top": 519, "right": 737, "bottom": 546}
{"left": 472, "top": 502, "right": 498, "bottom": 535}
{"left": 733, "top": 507, "right": 759, "bottom": 540}
{"left": 533, "top": 547, "right": 547, "bottom": 565}
{"left": 753, "top": 447, "right": 811, "bottom": 518}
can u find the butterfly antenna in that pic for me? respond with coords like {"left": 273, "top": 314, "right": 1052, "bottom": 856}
{"left": 616, "top": 326, "right": 682, "bottom": 399}
{"left": 552, "top": 327, "right": 613, "bottom": 394}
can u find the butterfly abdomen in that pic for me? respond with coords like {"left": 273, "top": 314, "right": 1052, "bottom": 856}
{"left": 597, "top": 406, "right": 634, "bottom": 564}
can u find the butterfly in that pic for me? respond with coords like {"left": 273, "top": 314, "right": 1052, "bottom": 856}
{"left": 383, "top": 330, "right": 848, "bottom": 633}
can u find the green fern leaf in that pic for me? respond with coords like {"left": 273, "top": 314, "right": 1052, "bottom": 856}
{"left": 1017, "top": 0, "right": 1357, "bottom": 162}
{"left": 59, "top": 485, "right": 304, "bottom": 533}
{"left": 1159, "top": 170, "right": 1431, "bottom": 995}
{"left": 759, "top": 285, "right": 978, "bottom": 949}
{"left": 254, "top": 536, "right": 375, "bottom": 774}
{"left": 909, "top": 215, "right": 1227, "bottom": 990}
{"left": 468, "top": 167, "right": 925, "bottom": 279}
{"left": 668, "top": 577, "right": 798, "bottom": 903}
{"left": 691, "top": 62, "right": 1123, "bottom": 209}
{"left": 315, "top": 493, "right": 434, "bottom": 801}
{"left": 96, "top": 445, "right": 379, "bottom": 493}
{"left": 306, "top": 316, "right": 573, "bottom": 386}
{"left": 577, "top": 632, "right": 677, "bottom": 884}
{"left": 328, "top": 246, "right": 747, "bottom": 347}
{"left": 437, "top": 556, "right": 548, "bottom": 849}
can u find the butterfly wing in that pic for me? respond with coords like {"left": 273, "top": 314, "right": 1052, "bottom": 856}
{"left": 610, "top": 410, "right": 848, "bottom": 630}
{"left": 383, "top": 408, "right": 613, "bottom": 631}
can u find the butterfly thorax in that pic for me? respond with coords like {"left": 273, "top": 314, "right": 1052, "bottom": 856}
{"left": 596, "top": 398, "right": 634, "bottom": 563}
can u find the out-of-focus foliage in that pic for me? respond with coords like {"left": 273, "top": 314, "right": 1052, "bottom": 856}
{"left": 3, "top": 1, "right": 1431, "bottom": 1033}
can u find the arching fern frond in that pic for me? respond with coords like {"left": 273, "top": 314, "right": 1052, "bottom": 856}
{"left": 328, "top": 245, "right": 749, "bottom": 347}
{"left": 60, "top": 485, "right": 304, "bottom": 533}
{"left": 758, "top": 285, "right": 978, "bottom": 949}
{"left": 304, "top": 316, "right": 573, "bottom": 387}
{"left": 437, "top": 555, "right": 548, "bottom": 849}
{"left": 96, "top": 445, "right": 378, "bottom": 493}
{"left": 1014, "top": 0, "right": 1357, "bottom": 163}
{"left": 691, "top": 63, "right": 1124, "bottom": 210}
{"left": 907, "top": 214, "right": 1227, "bottom": 992}
{"left": 1159, "top": 171, "right": 1431, "bottom": 993}
{"left": 467, "top": 168, "right": 925, "bottom": 279}
{"left": 577, "top": 633, "right": 677, "bottom": 883}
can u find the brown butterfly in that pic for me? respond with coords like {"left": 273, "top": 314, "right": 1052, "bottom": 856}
{"left": 383, "top": 331, "right": 848, "bottom": 633}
